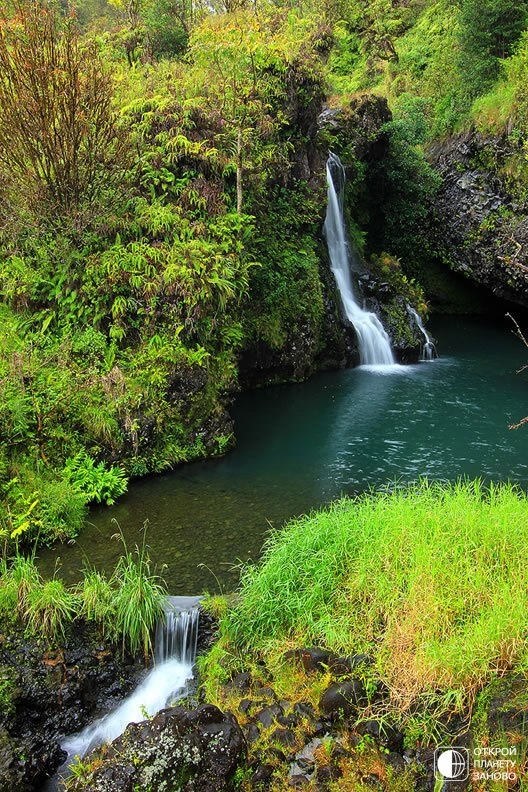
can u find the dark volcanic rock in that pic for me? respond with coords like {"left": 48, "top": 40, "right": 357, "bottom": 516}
{"left": 254, "top": 703, "right": 285, "bottom": 729}
{"left": 385, "top": 751, "right": 406, "bottom": 774}
{"left": 284, "top": 647, "right": 338, "bottom": 673}
{"left": 428, "top": 130, "right": 528, "bottom": 309}
{"left": 250, "top": 761, "right": 275, "bottom": 784}
{"left": 68, "top": 704, "right": 245, "bottom": 792}
{"left": 319, "top": 679, "right": 368, "bottom": 718}
{"left": 270, "top": 727, "right": 298, "bottom": 751}
{"left": 0, "top": 728, "right": 64, "bottom": 792}
{"left": 0, "top": 623, "right": 145, "bottom": 789}
{"left": 328, "top": 653, "right": 374, "bottom": 676}
{"left": 0, "top": 608, "right": 215, "bottom": 791}
{"left": 0, "top": 625, "right": 144, "bottom": 741}
{"left": 357, "top": 719, "right": 404, "bottom": 753}
{"left": 227, "top": 671, "right": 252, "bottom": 693}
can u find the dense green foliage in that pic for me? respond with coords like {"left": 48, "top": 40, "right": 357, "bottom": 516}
{"left": 203, "top": 480, "right": 528, "bottom": 737}
{"left": 2, "top": 0, "right": 528, "bottom": 549}
{"left": 0, "top": 2, "right": 329, "bottom": 547}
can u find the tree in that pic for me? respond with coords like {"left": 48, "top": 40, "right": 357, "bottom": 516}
{"left": 0, "top": 0, "right": 129, "bottom": 231}
{"left": 188, "top": 12, "right": 286, "bottom": 214}
{"left": 348, "top": 0, "right": 406, "bottom": 62}
{"left": 106, "top": 0, "right": 191, "bottom": 58}
{"left": 507, "top": 313, "right": 528, "bottom": 430}
{"left": 458, "top": 0, "right": 528, "bottom": 96}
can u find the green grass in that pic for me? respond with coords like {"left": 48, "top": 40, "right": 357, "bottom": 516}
{"left": 0, "top": 540, "right": 166, "bottom": 656}
{"left": 217, "top": 480, "right": 528, "bottom": 717}
{"left": 78, "top": 569, "right": 116, "bottom": 628}
{"left": 111, "top": 530, "right": 167, "bottom": 659}
{"left": 112, "top": 553, "right": 165, "bottom": 660}
{"left": 25, "top": 578, "right": 79, "bottom": 640}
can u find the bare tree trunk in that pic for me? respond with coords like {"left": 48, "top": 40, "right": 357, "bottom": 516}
{"left": 236, "top": 127, "right": 243, "bottom": 214}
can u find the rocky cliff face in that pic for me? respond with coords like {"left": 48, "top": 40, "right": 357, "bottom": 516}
{"left": 428, "top": 130, "right": 528, "bottom": 309}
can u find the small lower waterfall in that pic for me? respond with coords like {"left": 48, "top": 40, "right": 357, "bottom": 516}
{"left": 60, "top": 596, "right": 200, "bottom": 762}
{"left": 407, "top": 305, "right": 437, "bottom": 361}
{"left": 155, "top": 595, "right": 200, "bottom": 664}
{"left": 324, "top": 153, "right": 395, "bottom": 367}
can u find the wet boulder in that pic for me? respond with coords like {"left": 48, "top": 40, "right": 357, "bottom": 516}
{"left": 66, "top": 704, "right": 245, "bottom": 792}
{"left": 0, "top": 728, "right": 64, "bottom": 792}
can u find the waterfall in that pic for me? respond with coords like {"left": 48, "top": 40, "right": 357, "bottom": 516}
{"left": 60, "top": 596, "right": 200, "bottom": 761}
{"left": 407, "top": 305, "right": 437, "bottom": 361}
{"left": 155, "top": 595, "right": 200, "bottom": 664}
{"left": 324, "top": 153, "right": 395, "bottom": 367}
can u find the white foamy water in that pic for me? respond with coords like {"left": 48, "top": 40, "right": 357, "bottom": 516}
{"left": 60, "top": 597, "right": 200, "bottom": 762}
{"left": 324, "top": 152, "right": 396, "bottom": 367}
{"left": 62, "top": 656, "right": 193, "bottom": 758}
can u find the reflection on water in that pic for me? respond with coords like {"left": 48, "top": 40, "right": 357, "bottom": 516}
{"left": 38, "top": 317, "right": 528, "bottom": 593}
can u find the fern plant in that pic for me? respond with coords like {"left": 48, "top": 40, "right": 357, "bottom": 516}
{"left": 63, "top": 451, "right": 128, "bottom": 506}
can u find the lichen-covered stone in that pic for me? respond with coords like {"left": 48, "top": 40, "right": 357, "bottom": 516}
{"left": 66, "top": 704, "right": 245, "bottom": 792}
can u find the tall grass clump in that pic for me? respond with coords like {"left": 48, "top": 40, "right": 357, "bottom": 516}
{"left": 25, "top": 578, "right": 79, "bottom": 640}
{"left": 111, "top": 533, "right": 166, "bottom": 659}
{"left": 6, "top": 553, "right": 41, "bottom": 617}
{"left": 0, "top": 539, "right": 167, "bottom": 657}
{"left": 221, "top": 480, "right": 528, "bottom": 711}
{"left": 0, "top": 557, "right": 18, "bottom": 621}
{"left": 0, "top": 555, "right": 77, "bottom": 638}
{"left": 78, "top": 569, "right": 116, "bottom": 631}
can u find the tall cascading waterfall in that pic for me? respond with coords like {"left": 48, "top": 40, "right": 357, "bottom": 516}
{"left": 407, "top": 305, "right": 437, "bottom": 361}
{"left": 59, "top": 596, "right": 200, "bottom": 762}
{"left": 324, "top": 152, "right": 395, "bottom": 367}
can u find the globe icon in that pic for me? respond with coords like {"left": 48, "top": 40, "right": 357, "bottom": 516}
{"left": 437, "top": 748, "right": 468, "bottom": 779}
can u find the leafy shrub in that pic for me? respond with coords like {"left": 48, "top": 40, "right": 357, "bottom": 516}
{"left": 0, "top": 0, "right": 130, "bottom": 230}
{"left": 63, "top": 451, "right": 128, "bottom": 506}
{"left": 362, "top": 117, "right": 441, "bottom": 269}
{"left": 458, "top": 0, "right": 528, "bottom": 98}
{"left": 38, "top": 479, "right": 88, "bottom": 543}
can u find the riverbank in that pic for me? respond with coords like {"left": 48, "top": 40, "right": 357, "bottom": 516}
{"left": 54, "top": 480, "right": 528, "bottom": 790}
{"left": 195, "top": 480, "right": 528, "bottom": 789}
{"left": 36, "top": 315, "right": 528, "bottom": 594}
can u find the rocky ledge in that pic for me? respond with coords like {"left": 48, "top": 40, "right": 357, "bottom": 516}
{"left": 59, "top": 645, "right": 528, "bottom": 791}
{"left": 0, "top": 610, "right": 217, "bottom": 792}
{"left": 428, "top": 130, "right": 528, "bottom": 309}
{"left": 65, "top": 704, "right": 245, "bottom": 792}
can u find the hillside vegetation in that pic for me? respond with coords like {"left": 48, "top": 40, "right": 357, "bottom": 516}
{"left": 1, "top": 0, "right": 528, "bottom": 547}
